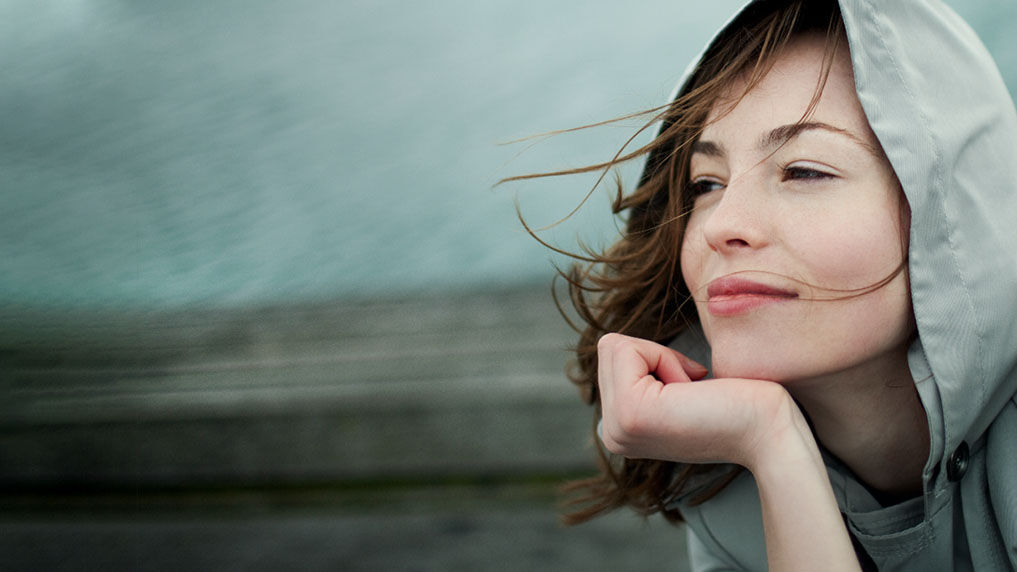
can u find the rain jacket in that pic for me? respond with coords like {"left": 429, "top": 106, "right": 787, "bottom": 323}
{"left": 657, "top": 0, "right": 1017, "bottom": 569}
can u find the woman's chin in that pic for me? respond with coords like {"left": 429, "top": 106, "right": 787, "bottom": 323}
{"left": 710, "top": 358, "right": 794, "bottom": 384}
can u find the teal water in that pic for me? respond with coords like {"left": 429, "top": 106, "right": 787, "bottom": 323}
{"left": 1, "top": 1, "right": 1014, "bottom": 309}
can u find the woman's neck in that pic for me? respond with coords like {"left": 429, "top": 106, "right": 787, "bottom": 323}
{"left": 789, "top": 342, "right": 930, "bottom": 504}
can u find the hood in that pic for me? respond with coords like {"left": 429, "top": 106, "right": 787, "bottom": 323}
{"left": 658, "top": 0, "right": 1017, "bottom": 486}
{"left": 841, "top": 0, "right": 1017, "bottom": 484}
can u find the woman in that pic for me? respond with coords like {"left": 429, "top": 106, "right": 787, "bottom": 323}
{"left": 518, "top": 0, "right": 1017, "bottom": 569}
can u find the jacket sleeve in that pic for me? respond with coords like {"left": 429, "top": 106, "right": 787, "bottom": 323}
{"left": 677, "top": 470, "right": 765, "bottom": 572}
{"left": 987, "top": 396, "right": 1017, "bottom": 569}
{"left": 686, "top": 525, "right": 745, "bottom": 571}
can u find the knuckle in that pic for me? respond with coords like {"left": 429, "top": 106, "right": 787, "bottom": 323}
{"left": 599, "top": 428, "right": 623, "bottom": 454}
{"left": 600, "top": 424, "right": 630, "bottom": 456}
{"left": 597, "top": 332, "right": 621, "bottom": 352}
{"left": 604, "top": 408, "right": 650, "bottom": 451}
{"left": 616, "top": 409, "right": 648, "bottom": 439}
{"left": 603, "top": 334, "right": 642, "bottom": 360}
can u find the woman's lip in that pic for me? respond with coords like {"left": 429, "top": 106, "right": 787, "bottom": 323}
{"left": 706, "top": 276, "right": 798, "bottom": 298}
{"left": 706, "top": 276, "right": 798, "bottom": 316}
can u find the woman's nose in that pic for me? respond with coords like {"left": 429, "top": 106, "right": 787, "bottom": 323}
{"left": 698, "top": 176, "right": 770, "bottom": 254}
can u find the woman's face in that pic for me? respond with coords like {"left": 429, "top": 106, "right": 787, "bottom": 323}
{"left": 679, "top": 34, "right": 914, "bottom": 385}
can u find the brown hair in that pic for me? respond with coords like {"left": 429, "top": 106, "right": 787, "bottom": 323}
{"left": 504, "top": 0, "right": 848, "bottom": 524}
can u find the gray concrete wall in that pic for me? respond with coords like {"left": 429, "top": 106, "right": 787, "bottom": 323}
{"left": 0, "top": 285, "right": 688, "bottom": 571}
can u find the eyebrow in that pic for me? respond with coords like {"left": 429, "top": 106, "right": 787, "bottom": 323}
{"left": 762, "top": 121, "right": 881, "bottom": 156}
{"left": 691, "top": 139, "right": 724, "bottom": 158}
{"left": 691, "top": 121, "right": 882, "bottom": 158}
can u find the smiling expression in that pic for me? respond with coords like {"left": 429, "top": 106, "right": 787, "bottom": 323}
{"left": 679, "top": 34, "right": 914, "bottom": 385}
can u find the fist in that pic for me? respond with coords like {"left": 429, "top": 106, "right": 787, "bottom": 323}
{"left": 596, "top": 333, "right": 798, "bottom": 468}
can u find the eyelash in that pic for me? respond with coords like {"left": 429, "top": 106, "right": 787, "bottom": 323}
{"left": 687, "top": 179, "right": 724, "bottom": 196}
{"left": 782, "top": 165, "right": 835, "bottom": 182}
{"left": 687, "top": 165, "right": 835, "bottom": 196}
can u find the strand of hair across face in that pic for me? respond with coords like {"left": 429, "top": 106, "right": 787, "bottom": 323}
{"left": 683, "top": 266, "right": 909, "bottom": 304}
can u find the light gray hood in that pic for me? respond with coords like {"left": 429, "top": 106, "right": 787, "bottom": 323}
{"left": 840, "top": 0, "right": 1017, "bottom": 488}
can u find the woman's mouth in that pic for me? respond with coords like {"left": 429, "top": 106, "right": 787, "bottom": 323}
{"left": 706, "top": 275, "right": 799, "bottom": 316}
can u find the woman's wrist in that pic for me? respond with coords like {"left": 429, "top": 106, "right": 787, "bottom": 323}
{"left": 724, "top": 382, "right": 822, "bottom": 474}
{"left": 744, "top": 393, "right": 824, "bottom": 476}
{"left": 739, "top": 392, "right": 860, "bottom": 571}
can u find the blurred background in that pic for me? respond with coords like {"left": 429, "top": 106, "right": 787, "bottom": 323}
{"left": 1, "top": 1, "right": 1013, "bottom": 570}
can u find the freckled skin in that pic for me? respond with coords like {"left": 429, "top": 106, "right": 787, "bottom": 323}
{"left": 679, "top": 34, "right": 914, "bottom": 387}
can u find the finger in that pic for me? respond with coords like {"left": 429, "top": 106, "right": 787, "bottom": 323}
{"left": 598, "top": 334, "right": 707, "bottom": 388}
{"left": 614, "top": 337, "right": 704, "bottom": 386}
{"left": 596, "top": 335, "right": 654, "bottom": 454}
{"left": 643, "top": 346, "right": 701, "bottom": 385}
{"left": 669, "top": 348, "right": 709, "bottom": 381}
{"left": 596, "top": 333, "right": 635, "bottom": 409}
{"left": 600, "top": 334, "right": 652, "bottom": 388}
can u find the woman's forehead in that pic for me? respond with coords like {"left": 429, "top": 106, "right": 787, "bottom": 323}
{"left": 701, "top": 33, "right": 874, "bottom": 147}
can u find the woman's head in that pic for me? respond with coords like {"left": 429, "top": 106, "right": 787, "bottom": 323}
{"left": 679, "top": 31, "right": 913, "bottom": 386}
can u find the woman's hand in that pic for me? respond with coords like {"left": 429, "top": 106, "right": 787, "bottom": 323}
{"left": 597, "top": 333, "right": 861, "bottom": 571}
{"left": 596, "top": 332, "right": 809, "bottom": 469}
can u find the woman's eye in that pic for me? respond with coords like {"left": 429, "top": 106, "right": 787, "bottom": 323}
{"left": 782, "top": 166, "right": 834, "bottom": 181}
{"left": 688, "top": 179, "right": 725, "bottom": 196}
